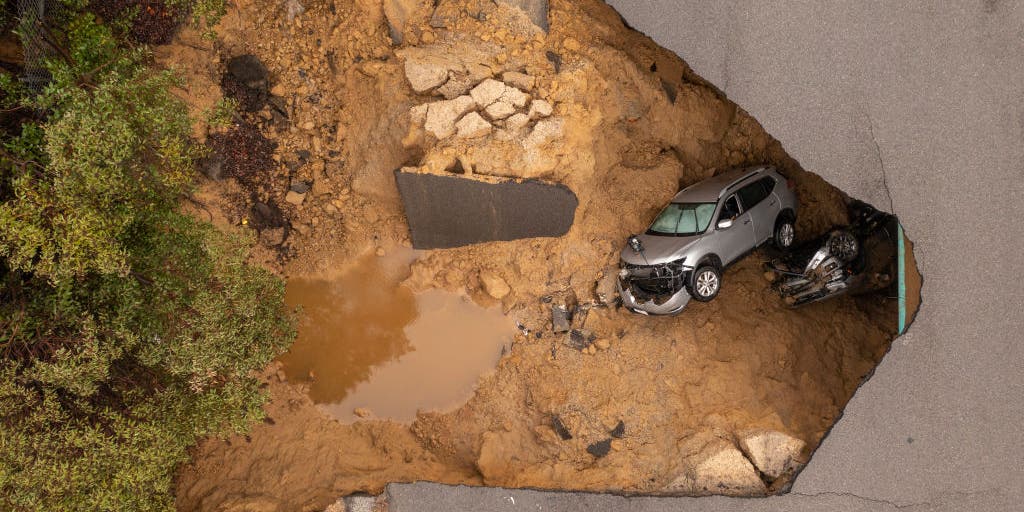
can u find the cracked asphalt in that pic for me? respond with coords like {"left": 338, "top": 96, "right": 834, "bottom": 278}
{"left": 387, "top": 1, "right": 1024, "bottom": 510}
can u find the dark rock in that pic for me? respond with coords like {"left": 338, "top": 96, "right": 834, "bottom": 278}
{"left": 610, "top": 420, "right": 625, "bottom": 439}
{"left": 296, "top": 150, "right": 312, "bottom": 162}
{"left": 551, "top": 305, "right": 572, "bottom": 333}
{"left": 551, "top": 415, "right": 572, "bottom": 440}
{"left": 567, "top": 329, "right": 594, "bottom": 350}
{"left": 289, "top": 180, "right": 311, "bottom": 194}
{"left": 586, "top": 438, "right": 612, "bottom": 458}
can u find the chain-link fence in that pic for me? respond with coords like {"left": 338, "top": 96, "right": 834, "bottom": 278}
{"left": 17, "top": 0, "right": 62, "bottom": 91}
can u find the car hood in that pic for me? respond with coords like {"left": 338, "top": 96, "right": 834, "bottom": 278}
{"left": 619, "top": 233, "right": 702, "bottom": 266}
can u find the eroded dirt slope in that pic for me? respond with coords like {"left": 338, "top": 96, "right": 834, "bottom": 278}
{"left": 163, "top": 1, "right": 898, "bottom": 510}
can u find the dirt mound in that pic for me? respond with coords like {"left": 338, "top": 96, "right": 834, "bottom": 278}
{"left": 159, "top": 0, "right": 903, "bottom": 510}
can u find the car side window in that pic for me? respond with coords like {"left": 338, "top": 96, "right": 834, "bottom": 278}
{"left": 760, "top": 177, "right": 776, "bottom": 196}
{"left": 738, "top": 179, "right": 770, "bottom": 209}
{"left": 719, "top": 195, "right": 740, "bottom": 221}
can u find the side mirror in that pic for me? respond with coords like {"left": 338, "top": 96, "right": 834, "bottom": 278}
{"left": 717, "top": 218, "right": 733, "bottom": 230}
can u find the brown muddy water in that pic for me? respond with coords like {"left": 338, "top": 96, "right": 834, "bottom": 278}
{"left": 278, "top": 248, "right": 516, "bottom": 422}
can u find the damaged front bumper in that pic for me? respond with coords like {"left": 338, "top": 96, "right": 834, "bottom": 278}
{"left": 617, "top": 261, "right": 692, "bottom": 315}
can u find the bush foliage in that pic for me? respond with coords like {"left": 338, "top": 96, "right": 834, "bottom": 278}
{"left": 0, "top": 5, "right": 292, "bottom": 511}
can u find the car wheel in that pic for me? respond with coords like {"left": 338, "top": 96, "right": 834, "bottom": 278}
{"left": 774, "top": 218, "right": 796, "bottom": 250}
{"left": 689, "top": 265, "right": 721, "bottom": 302}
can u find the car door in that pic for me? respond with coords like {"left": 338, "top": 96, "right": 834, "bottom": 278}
{"left": 737, "top": 178, "right": 778, "bottom": 244}
{"left": 713, "top": 194, "right": 756, "bottom": 264}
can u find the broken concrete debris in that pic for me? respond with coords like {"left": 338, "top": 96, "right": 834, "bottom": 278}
{"left": 665, "top": 441, "right": 767, "bottom": 496}
{"left": 737, "top": 430, "right": 806, "bottom": 480}
{"left": 455, "top": 111, "right": 492, "bottom": 138}
{"left": 284, "top": 190, "right": 306, "bottom": 206}
{"left": 424, "top": 95, "right": 477, "bottom": 139}
{"left": 404, "top": 58, "right": 449, "bottom": 93}
{"left": 501, "top": 71, "right": 535, "bottom": 91}
{"left": 394, "top": 169, "right": 577, "bottom": 249}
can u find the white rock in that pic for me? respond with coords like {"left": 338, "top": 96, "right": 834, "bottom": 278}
{"left": 506, "top": 113, "right": 530, "bottom": 132}
{"left": 470, "top": 78, "right": 506, "bottom": 107}
{"left": 499, "top": 86, "right": 530, "bottom": 108}
{"left": 665, "top": 444, "right": 766, "bottom": 496}
{"left": 484, "top": 100, "right": 516, "bottom": 120}
{"left": 404, "top": 59, "right": 449, "bottom": 93}
{"left": 528, "top": 99, "right": 553, "bottom": 119}
{"left": 480, "top": 270, "right": 511, "bottom": 299}
{"left": 424, "top": 95, "right": 476, "bottom": 139}
{"left": 524, "top": 117, "right": 563, "bottom": 147}
{"left": 502, "top": 71, "right": 535, "bottom": 91}
{"left": 738, "top": 430, "right": 806, "bottom": 480}
{"left": 437, "top": 74, "right": 474, "bottom": 99}
{"left": 455, "top": 112, "right": 492, "bottom": 139}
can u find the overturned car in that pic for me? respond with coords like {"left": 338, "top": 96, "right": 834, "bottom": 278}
{"left": 766, "top": 200, "right": 898, "bottom": 307}
{"left": 617, "top": 165, "right": 799, "bottom": 315}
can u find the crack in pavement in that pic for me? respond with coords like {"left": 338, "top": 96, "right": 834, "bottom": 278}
{"left": 790, "top": 487, "right": 1005, "bottom": 510}
{"left": 864, "top": 111, "right": 898, "bottom": 217}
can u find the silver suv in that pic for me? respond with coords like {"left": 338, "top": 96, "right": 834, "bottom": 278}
{"left": 618, "top": 165, "right": 798, "bottom": 315}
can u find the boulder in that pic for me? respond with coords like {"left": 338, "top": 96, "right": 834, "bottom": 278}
{"left": 505, "top": 113, "right": 530, "bottom": 133}
{"left": 502, "top": 71, "right": 535, "bottom": 91}
{"left": 484, "top": 100, "right": 516, "bottom": 120}
{"left": 528, "top": 99, "right": 553, "bottom": 119}
{"left": 455, "top": 112, "right": 492, "bottom": 139}
{"left": 738, "top": 430, "right": 806, "bottom": 480}
{"left": 470, "top": 78, "right": 506, "bottom": 107}
{"left": 499, "top": 86, "right": 530, "bottom": 108}
{"left": 404, "top": 59, "right": 449, "bottom": 93}
{"left": 665, "top": 442, "right": 767, "bottom": 496}
{"left": 479, "top": 270, "right": 511, "bottom": 299}
{"left": 424, "top": 95, "right": 476, "bottom": 139}
{"left": 524, "top": 117, "right": 564, "bottom": 148}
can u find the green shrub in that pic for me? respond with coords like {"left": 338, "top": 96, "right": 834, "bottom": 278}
{"left": 0, "top": 8, "right": 293, "bottom": 511}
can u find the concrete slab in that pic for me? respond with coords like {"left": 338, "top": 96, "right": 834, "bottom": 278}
{"left": 394, "top": 170, "right": 578, "bottom": 249}
{"left": 389, "top": 1, "right": 1024, "bottom": 510}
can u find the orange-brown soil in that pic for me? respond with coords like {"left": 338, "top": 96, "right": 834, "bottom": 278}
{"left": 161, "top": 1, "right": 901, "bottom": 510}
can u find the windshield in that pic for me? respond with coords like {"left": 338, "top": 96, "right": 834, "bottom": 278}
{"left": 647, "top": 202, "right": 717, "bottom": 236}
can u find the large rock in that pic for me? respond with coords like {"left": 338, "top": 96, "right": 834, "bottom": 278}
{"left": 404, "top": 59, "right": 449, "bottom": 93}
{"left": 665, "top": 441, "right": 767, "bottom": 496}
{"left": 469, "top": 78, "right": 506, "bottom": 107}
{"left": 484, "top": 100, "right": 516, "bottom": 120}
{"left": 738, "top": 430, "right": 806, "bottom": 480}
{"left": 424, "top": 95, "right": 476, "bottom": 139}
{"left": 455, "top": 112, "right": 492, "bottom": 138}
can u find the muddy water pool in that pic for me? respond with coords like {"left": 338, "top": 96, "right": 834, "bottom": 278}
{"left": 277, "top": 249, "right": 515, "bottom": 422}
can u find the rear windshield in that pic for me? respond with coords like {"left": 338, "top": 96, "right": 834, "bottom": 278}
{"left": 647, "top": 202, "right": 717, "bottom": 236}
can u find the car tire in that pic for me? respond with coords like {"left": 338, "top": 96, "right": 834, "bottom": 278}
{"left": 773, "top": 217, "right": 796, "bottom": 250}
{"left": 689, "top": 265, "right": 721, "bottom": 302}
